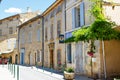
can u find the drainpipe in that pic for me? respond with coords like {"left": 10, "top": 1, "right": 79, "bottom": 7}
{"left": 42, "top": 16, "right": 44, "bottom": 67}
{"left": 64, "top": 0, "right": 67, "bottom": 67}
{"left": 17, "top": 27, "right": 20, "bottom": 64}
{"left": 102, "top": 40, "right": 107, "bottom": 79}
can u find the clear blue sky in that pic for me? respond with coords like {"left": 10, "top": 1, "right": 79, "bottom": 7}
{"left": 0, "top": 0, "right": 56, "bottom": 19}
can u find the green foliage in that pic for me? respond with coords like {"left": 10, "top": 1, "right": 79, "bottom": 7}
{"left": 65, "top": 67, "right": 74, "bottom": 73}
{"left": 65, "top": 0, "right": 120, "bottom": 43}
{"left": 89, "top": 0, "right": 105, "bottom": 20}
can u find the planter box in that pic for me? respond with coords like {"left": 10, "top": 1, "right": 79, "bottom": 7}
{"left": 64, "top": 71, "right": 75, "bottom": 80}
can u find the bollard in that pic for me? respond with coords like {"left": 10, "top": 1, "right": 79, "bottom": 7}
{"left": 17, "top": 65, "right": 19, "bottom": 80}
{"left": 11, "top": 64, "right": 13, "bottom": 74}
{"left": 14, "top": 64, "right": 15, "bottom": 78}
{"left": 43, "top": 66, "right": 44, "bottom": 72}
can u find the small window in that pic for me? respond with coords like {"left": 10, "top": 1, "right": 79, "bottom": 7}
{"left": 0, "top": 21, "right": 2, "bottom": 25}
{"left": 28, "top": 31, "right": 32, "bottom": 43}
{"left": 9, "top": 27, "right": 13, "bottom": 34}
{"left": 21, "top": 32, "right": 25, "bottom": 44}
{"left": 38, "top": 20, "right": 40, "bottom": 24}
{"left": 0, "top": 29, "right": 2, "bottom": 36}
{"left": 50, "top": 11, "right": 54, "bottom": 18}
{"left": 29, "top": 24, "right": 32, "bottom": 27}
{"left": 37, "top": 29, "right": 40, "bottom": 41}
{"left": 51, "top": 24, "right": 53, "bottom": 40}
{"left": 45, "top": 28, "right": 48, "bottom": 41}
{"left": 9, "top": 19, "right": 13, "bottom": 21}
{"left": 56, "top": 5, "right": 62, "bottom": 14}
{"left": 57, "top": 20, "right": 61, "bottom": 38}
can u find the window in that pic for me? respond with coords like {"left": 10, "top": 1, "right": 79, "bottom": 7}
{"left": 9, "top": 27, "right": 13, "bottom": 34}
{"left": 38, "top": 20, "right": 40, "bottom": 24}
{"left": 72, "top": 2, "right": 85, "bottom": 29}
{"left": 57, "top": 50, "right": 61, "bottom": 67}
{"left": 57, "top": 20, "right": 61, "bottom": 38}
{"left": 0, "top": 21, "right": 2, "bottom": 25}
{"left": 76, "top": 7, "right": 80, "bottom": 27}
{"left": 0, "top": 29, "right": 2, "bottom": 36}
{"left": 21, "top": 32, "right": 25, "bottom": 44}
{"left": 28, "top": 31, "right": 32, "bottom": 43}
{"left": 9, "top": 19, "right": 13, "bottom": 21}
{"left": 45, "top": 28, "right": 48, "bottom": 41}
{"left": 67, "top": 44, "right": 72, "bottom": 63}
{"left": 37, "top": 29, "right": 40, "bottom": 41}
{"left": 29, "top": 24, "right": 32, "bottom": 27}
{"left": 50, "top": 11, "right": 54, "bottom": 18}
{"left": 51, "top": 24, "right": 53, "bottom": 40}
{"left": 56, "top": 5, "right": 62, "bottom": 14}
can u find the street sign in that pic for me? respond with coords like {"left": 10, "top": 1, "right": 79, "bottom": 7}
{"left": 59, "top": 34, "right": 64, "bottom": 43}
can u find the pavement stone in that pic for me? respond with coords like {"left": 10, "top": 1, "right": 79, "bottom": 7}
{"left": 0, "top": 65, "right": 15, "bottom": 80}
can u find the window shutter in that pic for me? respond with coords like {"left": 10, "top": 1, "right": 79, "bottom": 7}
{"left": 80, "top": 2, "right": 85, "bottom": 26}
{"left": 72, "top": 8, "right": 76, "bottom": 29}
{"left": 37, "top": 30, "right": 40, "bottom": 41}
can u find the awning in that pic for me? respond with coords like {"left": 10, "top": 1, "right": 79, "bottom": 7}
{"left": 0, "top": 50, "right": 13, "bottom": 54}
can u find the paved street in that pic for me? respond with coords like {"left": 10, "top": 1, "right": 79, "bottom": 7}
{"left": 0, "top": 65, "right": 93, "bottom": 80}
{"left": 19, "top": 66, "right": 64, "bottom": 80}
{"left": 0, "top": 65, "right": 15, "bottom": 80}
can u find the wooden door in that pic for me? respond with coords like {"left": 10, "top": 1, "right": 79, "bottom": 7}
{"left": 50, "top": 50, "right": 54, "bottom": 68}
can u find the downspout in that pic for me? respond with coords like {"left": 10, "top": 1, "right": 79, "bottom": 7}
{"left": 17, "top": 27, "right": 20, "bottom": 64}
{"left": 102, "top": 40, "right": 107, "bottom": 79}
{"left": 64, "top": 0, "right": 67, "bottom": 67}
{"left": 42, "top": 16, "right": 44, "bottom": 67}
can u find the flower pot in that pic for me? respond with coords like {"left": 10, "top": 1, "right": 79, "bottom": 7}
{"left": 64, "top": 71, "right": 75, "bottom": 80}
{"left": 87, "top": 52, "right": 94, "bottom": 57}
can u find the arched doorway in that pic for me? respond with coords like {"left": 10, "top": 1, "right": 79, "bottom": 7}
{"left": 35, "top": 53, "right": 37, "bottom": 65}
{"left": 50, "top": 50, "right": 54, "bottom": 68}
{"left": 29, "top": 53, "right": 33, "bottom": 66}
{"left": 15, "top": 55, "right": 18, "bottom": 64}
{"left": 9, "top": 56, "right": 12, "bottom": 64}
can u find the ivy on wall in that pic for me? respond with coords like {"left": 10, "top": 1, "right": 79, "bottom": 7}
{"left": 65, "top": 0, "right": 120, "bottom": 54}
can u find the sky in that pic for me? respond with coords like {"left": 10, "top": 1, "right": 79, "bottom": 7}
{"left": 0, "top": 0, "right": 56, "bottom": 19}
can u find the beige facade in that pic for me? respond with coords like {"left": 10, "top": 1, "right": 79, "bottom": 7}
{"left": 65, "top": 0, "right": 120, "bottom": 79}
{"left": 19, "top": 15, "right": 43, "bottom": 66}
{"left": 43, "top": 0, "right": 66, "bottom": 70}
{"left": 0, "top": 12, "right": 39, "bottom": 64}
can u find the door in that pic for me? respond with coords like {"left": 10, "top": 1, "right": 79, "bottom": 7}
{"left": 75, "top": 42, "right": 84, "bottom": 74}
{"left": 50, "top": 50, "right": 54, "bottom": 68}
{"left": 15, "top": 55, "right": 18, "bottom": 64}
{"left": 30, "top": 53, "right": 33, "bottom": 65}
{"left": 20, "top": 49, "right": 25, "bottom": 65}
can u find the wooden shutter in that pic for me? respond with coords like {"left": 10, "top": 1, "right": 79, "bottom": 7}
{"left": 80, "top": 2, "right": 85, "bottom": 26}
{"left": 72, "top": 8, "right": 76, "bottom": 29}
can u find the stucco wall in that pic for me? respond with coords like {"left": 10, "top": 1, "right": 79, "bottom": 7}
{"left": 44, "top": 1, "right": 66, "bottom": 69}
{"left": 19, "top": 18, "right": 42, "bottom": 66}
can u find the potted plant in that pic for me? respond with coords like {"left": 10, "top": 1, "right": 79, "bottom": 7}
{"left": 64, "top": 67, "right": 75, "bottom": 80}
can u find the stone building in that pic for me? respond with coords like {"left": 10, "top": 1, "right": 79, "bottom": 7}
{"left": 65, "top": 0, "right": 120, "bottom": 79}
{"left": 42, "top": 0, "right": 66, "bottom": 70}
{"left": 0, "top": 12, "right": 39, "bottom": 64}
{"left": 18, "top": 15, "right": 43, "bottom": 66}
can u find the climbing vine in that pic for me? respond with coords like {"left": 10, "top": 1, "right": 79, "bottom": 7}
{"left": 65, "top": 0, "right": 120, "bottom": 56}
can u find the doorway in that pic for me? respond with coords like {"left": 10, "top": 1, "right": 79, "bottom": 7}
{"left": 15, "top": 55, "right": 18, "bottom": 64}
{"left": 50, "top": 50, "right": 54, "bottom": 68}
